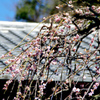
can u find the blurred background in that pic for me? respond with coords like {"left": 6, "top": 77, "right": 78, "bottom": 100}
{"left": 0, "top": 0, "right": 99, "bottom": 22}
{"left": 0, "top": 0, "right": 19, "bottom": 21}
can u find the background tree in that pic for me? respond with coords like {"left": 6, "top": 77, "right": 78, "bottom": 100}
{"left": 15, "top": 0, "right": 67, "bottom": 22}
{"left": 15, "top": 0, "right": 100, "bottom": 22}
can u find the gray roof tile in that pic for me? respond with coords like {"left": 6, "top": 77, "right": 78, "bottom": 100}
{"left": 0, "top": 21, "right": 99, "bottom": 82}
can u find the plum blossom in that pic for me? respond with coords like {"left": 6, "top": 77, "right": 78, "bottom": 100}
{"left": 14, "top": 97, "right": 20, "bottom": 100}
{"left": 93, "top": 77, "right": 96, "bottom": 81}
{"left": 54, "top": 36, "right": 59, "bottom": 40}
{"left": 39, "top": 83, "right": 46, "bottom": 95}
{"left": 73, "top": 47, "right": 76, "bottom": 52}
{"left": 76, "top": 34, "right": 79, "bottom": 39}
{"left": 73, "top": 87, "right": 80, "bottom": 93}
{"left": 1, "top": 54, "right": 5, "bottom": 58}
{"left": 14, "top": 69, "right": 20, "bottom": 74}
{"left": 17, "top": 92, "right": 22, "bottom": 96}
{"left": 96, "top": 7, "right": 100, "bottom": 13}
{"left": 35, "top": 97, "right": 40, "bottom": 100}
{"left": 88, "top": 92, "right": 93, "bottom": 96}
{"left": 83, "top": 76, "right": 86, "bottom": 79}
{"left": 52, "top": 61, "right": 57, "bottom": 65}
{"left": 56, "top": 6, "right": 60, "bottom": 9}
{"left": 69, "top": 1, "right": 72, "bottom": 4}
{"left": 55, "top": 15, "right": 61, "bottom": 22}
{"left": 43, "top": 17, "right": 46, "bottom": 20}
{"left": 11, "top": 72, "right": 15, "bottom": 78}
{"left": 76, "top": 88, "right": 80, "bottom": 92}
{"left": 92, "top": 5, "right": 96, "bottom": 10}
{"left": 93, "top": 84, "right": 98, "bottom": 90}
{"left": 93, "top": 82, "right": 99, "bottom": 90}
{"left": 25, "top": 86, "right": 30, "bottom": 91}
{"left": 95, "top": 82, "right": 99, "bottom": 87}
{"left": 73, "top": 87, "right": 77, "bottom": 92}
{"left": 91, "top": 38, "right": 94, "bottom": 43}
{"left": 96, "top": 69, "right": 100, "bottom": 74}
{"left": 61, "top": 29, "right": 64, "bottom": 32}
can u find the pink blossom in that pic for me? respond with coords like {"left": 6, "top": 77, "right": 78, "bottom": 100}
{"left": 17, "top": 92, "right": 22, "bottom": 95}
{"left": 21, "top": 77, "right": 25, "bottom": 81}
{"left": 35, "top": 47, "right": 41, "bottom": 52}
{"left": 93, "top": 77, "right": 96, "bottom": 81}
{"left": 35, "top": 97, "right": 40, "bottom": 100}
{"left": 25, "top": 86, "right": 30, "bottom": 91}
{"left": 73, "top": 47, "right": 76, "bottom": 52}
{"left": 6, "top": 69, "right": 10, "bottom": 73}
{"left": 76, "top": 88, "right": 80, "bottom": 92}
{"left": 86, "top": 7, "right": 89, "bottom": 11}
{"left": 75, "top": 9, "right": 79, "bottom": 14}
{"left": 65, "top": 79, "right": 69, "bottom": 84}
{"left": 61, "top": 29, "right": 64, "bottom": 32}
{"left": 14, "top": 69, "right": 20, "bottom": 74}
{"left": 11, "top": 72, "right": 15, "bottom": 77}
{"left": 67, "top": 25, "right": 71, "bottom": 29}
{"left": 5, "top": 60, "right": 9, "bottom": 64}
{"left": 47, "top": 49, "right": 50, "bottom": 52}
{"left": 91, "top": 38, "right": 94, "bottom": 43}
{"left": 93, "top": 85, "right": 98, "bottom": 90}
{"left": 83, "top": 76, "right": 86, "bottom": 79}
{"left": 50, "top": 36, "right": 53, "bottom": 40}
{"left": 43, "top": 36, "right": 47, "bottom": 41}
{"left": 88, "top": 92, "right": 93, "bottom": 96}
{"left": 3, "top": 87, "right": 7, "bottom": 90}
{"left": 76, "top": 34, "right": 79, "bottom": 39}
{"left": 19, "top": 48, "right": 22, "bottom": 50}
{"left": 89, "top": 43, "right": 92, "bottom": 46}
{"left": 96, "top": 69, "right": 100, "bottom": 74}
{"left": 80, "top": 84, "right": 84, "bottom": 88}
{"left": 79, "top": 9, "right": 83, "bottom": 14}
{"left": 47, "top": 46, "right": 50, "bottom": 50}
{"left": 69, "top": 1, "right": 72, "bottom": 4}
{"left": 43, "top": 17, "right": 46, "bottom": 20}
{"left": 56, "top": 6, "right": 60, "bottom": 9}
{"left": 95, "top": 82, "right": 99, "bottom": 87}
{"left": 1, "top": 54, "right": 5, "bottom": 58}
{"left": 65, "top": 13, "right": 69, "bottom": 16}
{"left": 97, "top": 7, "right": 100, "bottom": 13}
{"left": 55, "top": 16, "right": 60, "bottom": 22}
{"left": 14, "top": 97, "right": 20, "bottom": 100}
{"left": 73, "top": 87, "right": 76, "bottom": 92}
{"left": 52, "top": 61, "right": 57, "bottom": 65}
{"left": 68, "top": 4, "right": 73, "bottom": 8}
{"left": 9, "top": 59, "right": 15, "bottom": 62}
{"left": 73, "top": 87, "right": 80, "bottom": 93}
{"left": 85, "top": 12, "right": 90, "bottom": 15}
{"left": 92, "top": 5, "right": 95, "bottom": 10}
{"left": 54, "top": 37, "right": 59, "bottom": 40}
{"left": 36, "top": 38, "right": 40, "bottom": 42}
{"left": 73, "top": 36, "right": 77, "bottom": 41}
{"left": 59, "top": 50, "right": 62, "bottom": 53}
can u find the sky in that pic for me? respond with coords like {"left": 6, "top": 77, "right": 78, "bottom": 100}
{"left": 0, "top": 0, "right": 19, "bottom": 21}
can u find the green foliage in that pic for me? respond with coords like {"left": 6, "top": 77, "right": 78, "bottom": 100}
{"left": 91, "top": 93, "right": 100, "bottom": 100}
{"left": 15, "top": 0, "right": 65, "bottom": 22}
{"left": 16, "top": 0, "right": 37, "bottom": 21}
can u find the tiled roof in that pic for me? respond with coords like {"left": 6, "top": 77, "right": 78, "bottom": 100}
{"left": 0, "top": 21, "right": 41, "bottom": 74}
{"left": 0, "top": 21, "right": 99, "bottom": 82}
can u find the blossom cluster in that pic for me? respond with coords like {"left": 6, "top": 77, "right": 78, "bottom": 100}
{"left": 0, "top": 1, "right": 100, "bottom": 100}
